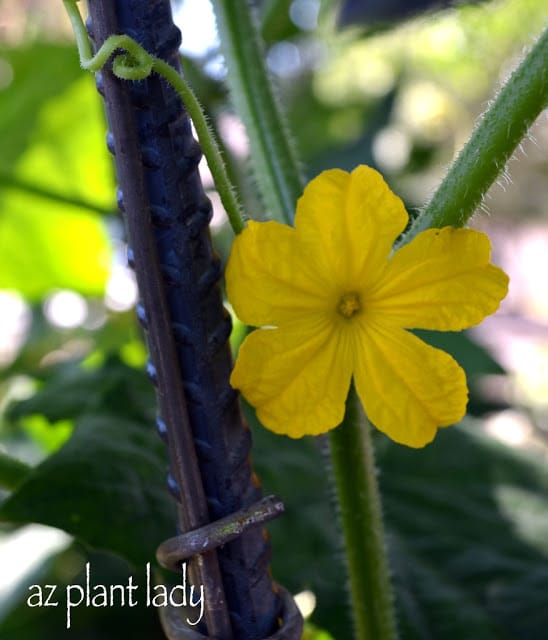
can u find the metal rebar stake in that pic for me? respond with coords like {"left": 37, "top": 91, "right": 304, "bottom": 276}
{"left": 85, "top": 1, "right": 303, "bottom": 639}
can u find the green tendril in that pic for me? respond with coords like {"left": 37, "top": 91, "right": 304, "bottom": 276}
{"left": 62, "top": 0, "right": 246, "bottom": 235}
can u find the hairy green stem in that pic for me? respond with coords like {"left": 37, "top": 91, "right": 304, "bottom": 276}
{"left": 329, "top": 388, "right": 398, "bottom": 640}
{"left": 63, "top": 0, "right": 246, "bottom": 235}
{"left": 211, "top": 0, "right": 304, "bottom": 223}
{"left": 403, "top": 27, "right": 548, "bottom": 241}
{"left": 212, "top": 2, "right": 399, "bottom": 638}
{"left": 0, "top": 450, "right": 31, "bottom": 491}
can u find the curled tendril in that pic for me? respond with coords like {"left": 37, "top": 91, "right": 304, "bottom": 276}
{"left": 62, "top": 0, "right": 246, "bottom": 235}
{"left": 112, "top": 53, "right": 153, "bottom": 80}
{"left": 92, "top": 35, "right": 153, "bottom": 80}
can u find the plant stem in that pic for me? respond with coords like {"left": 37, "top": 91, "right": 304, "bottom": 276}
{"left": 63, "top": 0, "right": 246, "bottom": 235}
{"left": 329, "top": 387, "right": 398, "bottom": 640}
{"left": 211, "top": 0, "right": 305, "bottom": 223}
{"left": 402, "top": 27, "right": 548, "bottom": 242}
{"left": 0, "top": 451, "right": 31, "bottom": 491}
{"left": 212, "top": 2, "right": 399, "bottom": 638}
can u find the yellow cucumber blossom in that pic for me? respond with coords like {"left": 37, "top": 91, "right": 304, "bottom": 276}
{"left": 226, "top": 165, "right": 508, "bottom": 447}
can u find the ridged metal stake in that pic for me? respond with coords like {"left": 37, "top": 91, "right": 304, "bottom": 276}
{"left": 85, "top": 1, "right": 302, "bottom": 639}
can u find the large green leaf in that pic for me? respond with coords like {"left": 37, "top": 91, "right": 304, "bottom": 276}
{"left": 0, "top": 44, "right": 82, "bottom": 171}
{"left": 0, "top": 43, "right": 114, "bottom": 299}
{"left": 0, "top": 412, "right": 174, "bottom": 568}
{"left": 251, "top": 409, "right": 548, "bottom": 639}
{"left": 0, "top": 192, "right": 111, "bottom": 298}
{"left": 1, "top": 357, "right": 172, "bottom": 567}
{"left": 379, "top": 425, "right": 548, "bottom": 640}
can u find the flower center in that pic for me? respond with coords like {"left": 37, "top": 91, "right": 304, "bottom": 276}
{"left": 338, "top": 292, "right": 361, "bottom": 318}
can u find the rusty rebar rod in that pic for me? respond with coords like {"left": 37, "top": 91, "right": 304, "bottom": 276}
{"left": 85, "top": 1, "right": 302, "bottom": 638}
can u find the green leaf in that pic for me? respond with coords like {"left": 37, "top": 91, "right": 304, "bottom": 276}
{"left": 0, "top": 413, "right": 174, "bottom": 568}
{"left": 0, "top": 43, "right": 114, "bottom": 299}
{"left": 0, "top": 192, "right": 111, "bottom": 298}
{"left": 0, "top": 44, "right": 82, "bottom": 170}
{"left": 391, "top": 542, "right": 500, "bottom": 639}
{"left": 379, "top": 423, "right": 548, "bottom": 639}
{"left": 6, "top": 356, "right": 156, "bottom": 427}
{"left": 251, "top": 406, "right": 548, "bottom": 639}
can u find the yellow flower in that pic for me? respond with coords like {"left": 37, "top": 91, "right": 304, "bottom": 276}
{"left": 226, "top": 165, "right": 508, "bottom": 447}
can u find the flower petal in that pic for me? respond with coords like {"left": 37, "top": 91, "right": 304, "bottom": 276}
{"left": 367, "top": 227, "right": 509, "bottom": 331}
{"left": 231, "top": 319, "right": 353, "bottom": 437}
{"left": 295, "top": 165, "right": 409, "bottom": 288}
{"left": 353, "top": 321, "right": 467, "bottom": 447}
{"left": 226, "top": 220, "right": 330, "bottom": 327}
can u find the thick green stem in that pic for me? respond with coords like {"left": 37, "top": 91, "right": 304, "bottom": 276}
{"left": 211, "top": 0, "right": 304, "bottom": 223}
{"left": 0, "top": 450, "right": 31, "bottom": 491}
{"left": 329, "top": 387, "right": 398, "bottom": 640}
{"left": 63, "top": 0, "right": 246, "bottom": 235}
{"left": 403, "top": 27, "right": 548, "bottom": 242}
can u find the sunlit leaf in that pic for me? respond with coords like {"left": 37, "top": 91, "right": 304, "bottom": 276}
{"left": 0, "top": 44, "right": 82, "bottom": 170}
{"left": 0, "top": 191, "right": 111, "bottom": 298}
{"left": 0, "top": 43, "right": 114, "bottom": 299}
{"left": 14, "top": 74, "right": 114, "bottom": 211}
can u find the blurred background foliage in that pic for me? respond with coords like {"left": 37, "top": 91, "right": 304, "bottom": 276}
{"left": 0, "top": 0, "right": 546, "bottom": 638}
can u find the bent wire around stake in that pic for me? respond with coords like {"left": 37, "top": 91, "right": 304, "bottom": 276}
{"left": 157, "top": 495, "right": 285, "bottom": 571}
